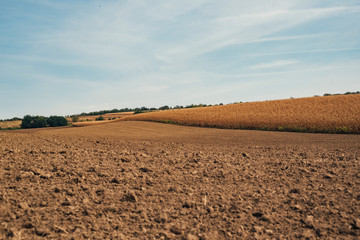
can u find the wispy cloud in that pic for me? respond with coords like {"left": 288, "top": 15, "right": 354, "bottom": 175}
{"left": 1, "top": 0, "right": 359, "bottom": 118}
{"left": 138, "top": 85, "right": 169, "bottom": 93}
{"left": 249, "top": 60, "right": 299, "bottom": 69}
{"left": 33, "top": 2, "right": 358, "bottom": 67}
{"left": 249, "top": 48, "right": 360, "bottom": 57}
{"left": 21, "top": 1, "right": 359, "bottom": 77}
{"left": 154, "top": 5, "right": 360, "bottom": 62}
{"left": 245, "top": 33, "right": 326, "bottom": 44}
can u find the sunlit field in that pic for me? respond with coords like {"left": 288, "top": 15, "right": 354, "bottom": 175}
{"left": 0, "top": 120, "right": 21, "bottom": 130}
{"left": 124, "top": 95, "right": 360, "bottom": 134}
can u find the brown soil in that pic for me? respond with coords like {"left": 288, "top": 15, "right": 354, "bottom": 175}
{"left": 1, "top": 121, "right": 359, "bottom": 239}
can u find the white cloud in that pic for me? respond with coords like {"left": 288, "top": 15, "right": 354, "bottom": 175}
{"left": 249, "top": 47, "right": 360, "bottom": 57}
{"left": 138, "top": 85, "right": 168, "bottom": 93}
{"left": 1, "top": 0, "right": 360, "bottom": 118}
{"left": 249, "top": 60, "right": 299, "bottom": 69}
{"left": 26, "top": 1, "right": 359, "bottom": 74}
{"left": 153, "top": 5, "right": 360, "bottom": 62}
{"left": 21, "top": 0, "right": 71, "bottom": 8}
{"left": 245, "top": 33, "right": 326, "bottom": 44}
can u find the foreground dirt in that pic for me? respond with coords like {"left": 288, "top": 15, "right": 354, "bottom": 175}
{"left": 1, "top": 121, "right": 359, "bottom": 239}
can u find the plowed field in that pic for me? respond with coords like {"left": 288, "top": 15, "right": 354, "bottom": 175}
{"left": 1, "top": 121, "right": 359, "bottom": 239}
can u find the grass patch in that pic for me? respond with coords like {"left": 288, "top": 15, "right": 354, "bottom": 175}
{"left": 0, "top": 127, "right": 21, "bottom": 131}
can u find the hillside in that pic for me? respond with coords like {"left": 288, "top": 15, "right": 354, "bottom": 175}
{"left": 123, "top": 94, "right": 360, "bottom": 134}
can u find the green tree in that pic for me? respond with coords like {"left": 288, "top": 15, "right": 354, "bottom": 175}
{"left": 21, "top": 115, "right": 33, "bottom": 128}
{"left": 71, "top": 115, "right": 79, "bottom": 122}
{"left": 47, "top": 116, "right": 68, "bottom": 127}
{"left": 159, "top": 105, "right": 170, "bottom": 110}
{"left": 32, "top": 116, "right": 47, "bottom": 128}
{"left": 21, "top": 115, "right": 67, "bottom": 128}
{"left": 21, "top": 115, "right": 47, "bottom": 128}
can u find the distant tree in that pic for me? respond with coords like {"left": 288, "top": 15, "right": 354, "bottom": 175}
{"left": 71, "top": 115, "right": 79, "bottom": 122}
{"left": 134, "top": 108, "right": 143, "bottom": 114}
{"left": 8, "top": 117, "right": 22, "bottom": 121}
{"left": 57, "top": 116, "right": 68, "bottom": 126}
{"left": 47, "top": 116, "right": 68, "bottom": 127}
{"left": 32, "top": 116, "right": 47, "bottom": 128}
{"left": 47, "top": 116, "right": 57, "bottom": 127}
{"left": 21, "top": 115, "right": 67, "bottom": 128}
{"left": 95, "top": 116, "right": 105, "bottom": 121}
{"left": 159, "top": 105, "right": 170, "bottom": 110}
{"left": 21, "top": 115, "right": 33, "bottom": 128}
{"left": 21, "top": 115, "right": 47, "bottom": 129}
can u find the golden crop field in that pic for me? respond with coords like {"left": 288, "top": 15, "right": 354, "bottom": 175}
{"left": 0, "top": 120, "right": 21, "bottom": 129}
{"left": 68, "top": 112, "right": 134, "bottom": 123}
{"left": 71, "top": 112, "right": 134, "bottom": 126}
{"left": 124, "top": 94, "right": 360, "bottom": 134}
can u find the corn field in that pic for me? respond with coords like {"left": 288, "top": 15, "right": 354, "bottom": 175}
{"left": 124, "top": 95, "right": 360, "bottom": 134}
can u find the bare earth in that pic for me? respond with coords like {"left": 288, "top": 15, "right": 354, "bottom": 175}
{"left": 1, "top": 121, "right": 359, "bottom": 239}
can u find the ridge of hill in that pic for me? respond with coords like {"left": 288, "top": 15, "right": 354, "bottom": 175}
{"left": 122, "top": 94, "right": 360, "bottom": 134}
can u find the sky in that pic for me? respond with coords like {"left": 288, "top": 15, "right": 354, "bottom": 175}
{"left": 1, "top": 0, "right": 360, "bottom": 119}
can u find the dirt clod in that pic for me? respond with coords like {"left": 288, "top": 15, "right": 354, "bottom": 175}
{"left": 304, "top": 215, "right": 315, "bottom": 228}
{"left": 110, "top": 178, "right": 120, "bottom": 184}
{"left": 23, "top": 222, "right": 34, "bottom": 229}
{"left": 170, "top": 225, "right": 183, "bottom": 235}
{"left": 121, "top": 157, "right": 131, "bottom": 163}
{"left": 253, "top": 226, "right": 263, "bottom": 233}
{"left": 252, "top": 212, "right": 263, "bottom": 218}
{"left": 289, "top": 188, "right": 301, "bottom": 194}
{"left": 186, "top": 233, "right": 198, "bottom": 240}
{"left": 302, "top": 229, "right": 314, "bottom": 239}
{"left": 19, "top": 202, "right": 29, "bottom": 210}
{"left": 35, "top": 226, "right": 49, "bottom": 236}
{"left": 354, "top": 218, "right": 360, "bottom": 229}
{"left": 122, "top": 191, "right": 137, "bottom": 202}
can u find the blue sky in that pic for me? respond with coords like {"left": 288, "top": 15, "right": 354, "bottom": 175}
{"left": 1, "top": 0, "right": 360, "bottom": 119}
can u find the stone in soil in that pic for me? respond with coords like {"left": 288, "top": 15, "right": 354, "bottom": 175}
{"left": 304, "top": 215, "right": 315, "bottom": 228}
{"left": 122, "top": 191, "right": 137, "bottom": 202}
{"left": 170, "top": 225, "right": 183, "bottom": 235}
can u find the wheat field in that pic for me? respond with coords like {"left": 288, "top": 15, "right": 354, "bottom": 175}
{"left": 123, "top": 94, "right": 360, "bottom": 134}
{"left": 69, "top": 112, "right": 134, "bottom": 123}
{"left": 0, "top": 120, "right": 21, "bottom": 129}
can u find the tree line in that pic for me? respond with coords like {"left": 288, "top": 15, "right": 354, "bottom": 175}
{"left": 21, "top": 115, "right": 68, "bottom": 129}
{"left": 0, "top": 117, "right": 22, "bottom": 122}
{"left": 322, "top": 91, "right": 359, "bottom": 97}
{"left": 70, "top": 103, "right": 219, "bottom": 117}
